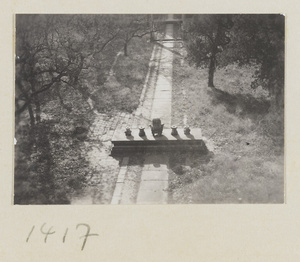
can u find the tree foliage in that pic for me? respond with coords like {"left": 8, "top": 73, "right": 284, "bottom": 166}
{"left": 184, "top": 14, "right": 285, "bottom": 108}
{"left": 15, "top": 14, "right": 120, "bottom": 126}
{"left": 229, "top": 14, "right": 285, "bottom": 108}
{"left": 117, "top": 14, "right": 153, "bottom": 56}
{"left": 14, "top": 14, "right": 153, "bottom": 204}
{"left": 184, "top": 14, "right": 234, "bottom": 87}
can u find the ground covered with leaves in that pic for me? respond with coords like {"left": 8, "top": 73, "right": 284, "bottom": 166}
{"left": 14, "top": 36, "right": 153, "bottom": 204}
{"left": 170, "top": 45, "right": 284, "bottom": 204}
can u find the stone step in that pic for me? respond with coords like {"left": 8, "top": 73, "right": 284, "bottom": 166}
{"left": 112, "top": 128, "right": 202, "bottom": 141}
{"left": 111, "top": 128, "right": 208, "bottom": 155}
{"left": 111, "top": 145, "right": 208, "bottom": 155}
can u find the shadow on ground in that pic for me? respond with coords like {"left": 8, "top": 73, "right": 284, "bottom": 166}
{"left": 208, "top": 86, "right": 270, "bottom": 118}
{"left": 155, "top": 42, "right": 183, "bottom": 57}
{"left": 112, "top": 150, "right": 213, "bottom": 190}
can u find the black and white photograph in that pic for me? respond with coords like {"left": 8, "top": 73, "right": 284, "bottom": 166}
{"left": 14, "top": 14, "right": 284, "bottom": 205}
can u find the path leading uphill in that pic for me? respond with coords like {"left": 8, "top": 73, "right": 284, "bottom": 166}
{"left": 72, "top": 16, "right": 178, "bottom": 205}
{"left": 112, "top": 16, "right": 176, "bottom": 204}
{"left": 136, "top": 22, "right": 174, "bottom": 204}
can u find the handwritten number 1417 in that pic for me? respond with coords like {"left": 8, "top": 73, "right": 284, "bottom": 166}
{"left": 26, "top": 223, "right": 99, "bottom": 251}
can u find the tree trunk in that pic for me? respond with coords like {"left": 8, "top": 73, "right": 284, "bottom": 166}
{"left": 16, "top": 80, "right": 35, "bottom": 125}
{"left": 30, "top": 83, "right": 41, "bottom": 123}
{"left": 34, "top": 98, "right": 41, "bottom": 123}
{"left": 28, "top": 102, "right": 35, "bottom": 126}
{"left": 208, "top": 56, "right": 216, "bottom": 87}
{"left": 124, "top": 42, "right": 128, "bottom": 56}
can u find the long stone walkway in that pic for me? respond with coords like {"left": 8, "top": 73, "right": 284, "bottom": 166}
{"left": 136, "top": 23, "right": 174, "bottom": 204}
{"left": 112, "top": 19, "right": 175, "bottom": 205}
{"left": 72, "top": 18, "right": 176, "bottom": 205}
{"left": 151, "top": 23, "right": 174, "bottom": 127}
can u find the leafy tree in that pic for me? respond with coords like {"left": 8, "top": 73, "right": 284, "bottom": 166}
{"left": 184, "top": 14, "right": 234, "bottom": 87}
{"left": 228, "top": 14, "right": 285, "bottom": 108}
{"left": 14, "top": 14, "right": 158, "bottom": 204}
{"left": 118, "top": 14, "right": 153, "bottom": 56}
{"left": 15, "top": 14, "right": 120, "bottom": 126}
{"left": 184, "top": 14, "right": 284, "bottom": 108}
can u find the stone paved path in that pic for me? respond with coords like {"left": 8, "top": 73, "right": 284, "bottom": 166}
{"left": 136, "top": 154, "right": 169, "bottom": 204}
{"left": 151, "top": 23, "right": 174, "bottom": 127}
{"left": 109, "top": 17, "right": 176, "bottom": 205}
{"left": 71, "top": 111, "right": 133, "bottom": 205}
{"left": 135, "top": 21, "right": 174, "bottom": 204}
{"left": 72, "top": 16, "right": 176, "bottom": 205}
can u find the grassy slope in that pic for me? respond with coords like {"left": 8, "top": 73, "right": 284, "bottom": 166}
{"left": 94, "top": 36, "right": 153, "bottom": 113}
{"left": 170, "top": 48, "right": 284, "bottom": 204}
